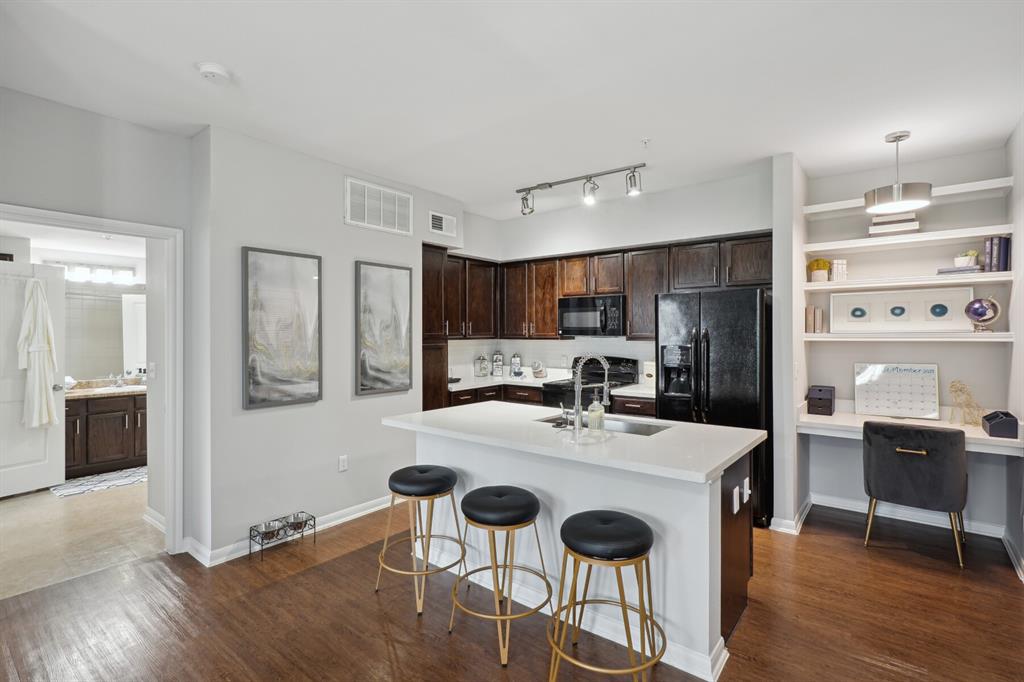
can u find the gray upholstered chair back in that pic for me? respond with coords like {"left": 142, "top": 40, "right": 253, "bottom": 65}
{"left": 863, "top": 421, "right": 967, "bottom": 513}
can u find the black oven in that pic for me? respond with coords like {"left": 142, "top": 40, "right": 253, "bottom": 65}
{"left": 557, "top": 295, "right": 625, "bottom": 336}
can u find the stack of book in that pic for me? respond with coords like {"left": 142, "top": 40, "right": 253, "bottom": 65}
{"left": 983, "top": 236, "right": 1012, "bottom": 272}
{"left": 804, "top": 305, "right": 825, "bottom": 334}
{"left": 869, "top": 212, "right": 918, "bottom": 236}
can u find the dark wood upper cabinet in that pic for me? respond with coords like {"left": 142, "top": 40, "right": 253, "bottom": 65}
{"left": 671, "top": 242, "right": 720, "bottom": 290}
{"left": 422, "top": 245, "right": 447, "bottom": 343}
{"left": 501, "top": 262, "right": 529, "bottom": 338}
{"left": 723, "top": 236, "right": 772, "bottom": 287}
{"left": 591, "top": 252, "right": 624, "bottom": 294}
{"left": 443, "top": 254, "right": 465, "bottom": 339}
{"left": 86, "top": 411, "right": 133, "bottom": 465}
{"left": 465, "top": 260, "right": 498, "bottom": 338}
{"left": 625, "top": 248, "right": 668, "bottom": 340}
{"left": 422, "top": 343, "right": 449, "bottom": 411}
{"left": 558, "top": 256, "right": 590, "bottom": 297}
{"left": 528, "top": 259, "right": 560, "bottom": 338}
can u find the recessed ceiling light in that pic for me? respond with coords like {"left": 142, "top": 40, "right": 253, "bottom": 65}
{"left": 196, "top": 62, "right": 232, "bottom": 84}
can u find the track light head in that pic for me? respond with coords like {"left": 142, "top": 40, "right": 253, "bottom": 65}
{"left": 582, "top": 179, "right": 599, "bottom": 206}
{"left": 625, "top": 168, "right": 642, "bottom": 197}
{"left": 520, "top": 191, "right": 534, "bottom": 216}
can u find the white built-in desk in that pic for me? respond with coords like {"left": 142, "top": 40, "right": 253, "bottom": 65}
{"left": 797, "top": 407, "right": 1024, "bottom": 457}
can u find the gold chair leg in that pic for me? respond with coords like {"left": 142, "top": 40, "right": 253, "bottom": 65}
{"left": 634, "top": 561, "right": 649, "bottom": 681}
{"left": 550, "top": 553, "right": 580, "bottom": 682}
{"left": 571, "top": 564, "right": 592, "bottom": 646}
{"left": 375, "top": 494, "right": 397, "bottom": 592}
{"left": 949, "top": 513, "right": 965, "bottom": 569}
{"left": 447, "top": 493, "right": 467, "bottom": 634}
{"left": 864, "top": 497, "right": 878, "bottom": 547}
{"left": 957, "top": 511, "right": 967, "bottom": 544}
{"left": 614, "top": 566, "right": 639, "bottom": 682}
{"left": 548, "top": 548, "right": 570, "bottom": 681}
{"left": 644, "top": 557, "right": 655, "bottom": 649}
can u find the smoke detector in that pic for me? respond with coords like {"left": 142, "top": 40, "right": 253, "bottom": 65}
{"left": 196, "top": 62, "right": 231, "bottom": 84}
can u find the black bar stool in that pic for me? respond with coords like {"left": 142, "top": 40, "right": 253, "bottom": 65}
{"left": 375, "top": 464, "right": 466, "bottom": 615}
{"left": 449, "top": 485, "right": 553, "bottom": 667}
{"left": 548, "top": 510, "right": 665, "bottom": 682}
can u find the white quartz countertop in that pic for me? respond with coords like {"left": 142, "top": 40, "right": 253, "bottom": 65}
{"left": 383, "top": 401, "right": 766, "bottom": 484}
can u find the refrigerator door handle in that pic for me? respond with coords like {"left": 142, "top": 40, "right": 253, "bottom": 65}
{"left": 689, "top": 327, "right": 700, "bottom": 421}
{"left": 701, "top": 327, "right": 711, "bottom": 422}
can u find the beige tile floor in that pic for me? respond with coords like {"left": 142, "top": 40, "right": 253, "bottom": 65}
{"left": 0, "top": 482, "right": 164, "bottom": 600}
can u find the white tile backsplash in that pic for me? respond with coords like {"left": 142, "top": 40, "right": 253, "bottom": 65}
{"left": 447, "top": 337, "right": 655, "bottom": 381}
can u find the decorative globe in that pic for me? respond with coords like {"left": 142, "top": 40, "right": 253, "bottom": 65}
{"left": 964, "top": 297, "right": 1001, "bottom": 332}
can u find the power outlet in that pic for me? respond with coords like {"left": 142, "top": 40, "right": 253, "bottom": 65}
{"left": 338, "top": 455, "right": 349, "bottom": 473}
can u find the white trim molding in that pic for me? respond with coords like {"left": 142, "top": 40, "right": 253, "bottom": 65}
{"left": 770, "top": 497, "right": 812, "bottom": 535}
{"left": 143, "top": 507, "right": 166, "bottom": 534}
{"left": 810, "top": 493, "right": 1005, "bottom": 538}
{"left": 1003, "top": 534, "right": 1024, "bottom": 583}
{"left": 187, "top": 495, "right": 392, "bottom": 568}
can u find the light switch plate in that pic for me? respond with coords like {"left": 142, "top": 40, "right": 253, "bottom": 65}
{"left": 732, "top": 486, "right": 740, "bottom": 514}
{"left": 742, "top": 477, "right": 751, "bottom": 503}
{"left": 338, "top": 455, "right": 349, "bottom": 472}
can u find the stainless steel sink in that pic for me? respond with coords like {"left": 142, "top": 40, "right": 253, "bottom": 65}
{"left": 537, "top": 414, "right": 672, "bottom": 437}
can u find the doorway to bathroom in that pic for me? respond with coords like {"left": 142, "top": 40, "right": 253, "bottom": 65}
{"left": 0, "top": 204, "right": 183, "bottom": 599}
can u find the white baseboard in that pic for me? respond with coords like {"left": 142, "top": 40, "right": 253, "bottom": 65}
{"left": 769, "top": 497, "right": 812, "bottom": 535}
{"left": 188, "top": 495, "right": 392, "bottom": 568}
{"left": 142, "top": 507, "right": 166, "bottom": 533}
{"left": 434, "top": 545, "right": 726, "bottom": 681}
{"left": 810, "top": 493, "right": 1005, "bottom": 538}
{"left": 1003, "top": 534, "right": 1024, "bottom": 583}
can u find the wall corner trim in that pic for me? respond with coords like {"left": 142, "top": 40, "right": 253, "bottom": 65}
{"left": 143, "top": 507, "right": 166, "bottom": 534}
{"left": 1003, "top": 534, "right": 1024, "bottom": 584}
{"left": 769, "top": 497, "right": 812, "bottom": 535}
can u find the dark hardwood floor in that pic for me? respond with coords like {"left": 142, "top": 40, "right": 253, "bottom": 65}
{"left": 1, "top": 505, "right": 1021, "bottom": 681}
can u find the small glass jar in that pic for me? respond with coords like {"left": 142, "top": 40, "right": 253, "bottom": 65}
{"left": 474, "top": 355, "right": 490, "bottom": 377}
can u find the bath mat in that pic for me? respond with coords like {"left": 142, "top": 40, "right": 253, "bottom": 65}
{"left": 50, "top": 466, "right": 147, "bottom": 497}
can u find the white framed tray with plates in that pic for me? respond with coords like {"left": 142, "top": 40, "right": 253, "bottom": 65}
{"left": 854, "top": 362, "right": 940, "bottom": 420}
{"left": 830, "top": 287, "right": 974, "bottom": 334}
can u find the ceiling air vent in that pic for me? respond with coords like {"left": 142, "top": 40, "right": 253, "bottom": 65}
{"left": 345, "top": 177, "right": 413, "bottom": 235}
{"left": 429, "top": 211, "right": 457, "bottom": 237}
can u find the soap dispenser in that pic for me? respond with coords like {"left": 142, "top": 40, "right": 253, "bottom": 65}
{"left": 588, "top": 390, "right": 605, "bottom": 435}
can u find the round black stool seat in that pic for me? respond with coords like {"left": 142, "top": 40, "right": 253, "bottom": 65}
{"left": 388, "top": 464, "right": 457, "bottom": 497}
{"left": 560, "top": 510, "right": 653, "bottom": 561}
{"left": 461, "top": 485, "right": 540, "bottom": 527}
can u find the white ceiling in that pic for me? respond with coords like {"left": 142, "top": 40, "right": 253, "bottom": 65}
{"left": 0, "top": 220, "right": 147, "bottom": 258}
{"left": 1, "top": 1, "right": 1022, "bottom": 219}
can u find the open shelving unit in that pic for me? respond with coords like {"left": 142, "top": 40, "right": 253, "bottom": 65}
{"left": 803, "top": 224, "right": 1012, "bottom": 256}
{"left": 803, "top": 270, "right": 1013, "bottom": 293}
{"left": 804, "top": 332, "right": 1013, "bottom": 343}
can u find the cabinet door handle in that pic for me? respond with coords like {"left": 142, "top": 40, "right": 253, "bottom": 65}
{"left": 76, "top": 419, "right": 80, "bottom": 436}
{"left": 460, "top": 321, "right": 465, "bottom": 335}
{"left": 624, "top": 403, "right": 643, "bottom": 409}
{"left": 458, "top": 394, "right": 472, "bottom": 401}
{"left": 444, "top": 320, "right": 449, "bottom": 335}
{"left": 468, "top": 321, "right": 472, "bottom": 336}
{"left": 515, "top": 391, "right": 528, "bottom": 397}
{"left": 124, "top": 414, "right": 129, "bottom": 430}
{"left": 137, "top": 413, "right": 141, "bottom": 428}
{"left": 713, "top": 266, "right": 719, "bottom": 283}
{"left": 626, "top": 320, "right": 631, "bottom": 336}
{"left": 522, "top": 322, "right": 526, "bottom": 336}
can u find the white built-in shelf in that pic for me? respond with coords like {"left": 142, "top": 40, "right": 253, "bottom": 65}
{"left": 804, "top": 332, "right": 1014, "bottom": 343}
{"left": 796, "top": 408, "right": 1023, "bottom": 457}
{"left": 803, "top": 271, "right": 1014, "bottom": 293}
{"left": 803, "top": 176, "right": 1014, "bottom": 221}
{"left": 803, "top": 224, "right": 1012, "bottom": 256}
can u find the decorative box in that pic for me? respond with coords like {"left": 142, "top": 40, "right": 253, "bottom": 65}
{"left": 982, "top": 411, "right": 1019, "bottom": 439}
{"left": 807, "top": 385, "right": 835, "bottom": 416}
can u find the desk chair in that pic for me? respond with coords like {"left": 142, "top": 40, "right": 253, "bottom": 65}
{"left": 862, "top": 421, "right": 968, "bottom": 568}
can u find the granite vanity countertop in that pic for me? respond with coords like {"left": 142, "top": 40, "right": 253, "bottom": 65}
{"left": 66, "top": 385, "right": 148, "bottom": 400}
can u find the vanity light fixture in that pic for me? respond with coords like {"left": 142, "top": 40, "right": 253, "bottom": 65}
{"left": 520, "top": 191, "right": 535, "bottom": 216}
{"left": 625, "top": 167, "right": 642, "bottom": 196}
{"left": 864, "top": 131, "right": 932, "bottom": 214}
{"left": 513, "top": 163, "right": 646, "bottom": 215}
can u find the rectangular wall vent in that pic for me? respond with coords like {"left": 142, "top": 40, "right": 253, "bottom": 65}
{"left": 429, "top": 211, "right": 457, "bottom": 236}
{"left": 346, "top": 177, "right": 413, "bottom": 235}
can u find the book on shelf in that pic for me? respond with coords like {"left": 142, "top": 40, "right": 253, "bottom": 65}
{"left": 805, "top": 305, "right": 824, "bottom": 333}
{"left": 936, "top": 265, "right": 983, "bottom": 274}
{"left": 983, "top": 236, "right": 1013, "bottom": 272}
{"left": 869, "top": 220, "right": 919, "bottom": 236}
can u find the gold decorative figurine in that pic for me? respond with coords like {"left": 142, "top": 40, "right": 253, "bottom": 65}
{"left": 949, "top": 380, "right": 984, "bottom": 426}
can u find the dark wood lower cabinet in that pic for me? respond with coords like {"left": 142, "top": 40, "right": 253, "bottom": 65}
{"left": 478, "top": 386, "right": 503, "bottom": 401}
{"left": 503, "top": 386, "right": 543, "bottom": 404}
{"left": 721, "top": 452, "right": 752, "bottom": 639}
{"left": 422, "top": 344, "right": 449, "bottom": 411}
{"left": 610, "top": 396, "right": 656, "bottom": 416}
{"left": 449, "top": 388, "right": 477, "bottom": 405}
{"left": 65, "top": 394, "right": 148, "bottom": 478}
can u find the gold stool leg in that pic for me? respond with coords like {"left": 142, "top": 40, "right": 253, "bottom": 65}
{"left": 614, "top": 566, "right": 640, "bottom": 682}
{"left": 550, "top": 553, "right": 581, "bottom": 682}
{"left": 644, "top": 557, "right": 655, "bottom": 649}
{"left": 375, "top": 494, "right": 397, "bottom": 592}
{"left": 571, "top": 564, "right": 593, "bottom": 646}
{"left": 864, "top": 497, "right": 878, "bottom": 547}
{"left": 548, "top": 548, "right": 570, "bottom": 681}
{"left": 949, "top": 512, "right": 965, "bottom": 569}
{"left": 634, "top": 560, "right": 649, "bottom": 681}
{"left": 448, "top": 493, "right": 468, "bottom": 634}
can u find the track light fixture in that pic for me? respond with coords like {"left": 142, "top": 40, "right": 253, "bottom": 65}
{"left": 513, "top": 163, "right": 645, "bottom": 215}
{"left": 520, "top": 191, "right": 534, "bottom": 216}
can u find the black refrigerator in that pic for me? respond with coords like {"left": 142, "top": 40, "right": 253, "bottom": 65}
{"left": 656, "top": 289, "right": 773, "bottom": 527}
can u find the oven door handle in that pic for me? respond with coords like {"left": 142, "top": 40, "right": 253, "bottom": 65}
{"left": 599, "top": 303, "right": 607, "bottom": 334}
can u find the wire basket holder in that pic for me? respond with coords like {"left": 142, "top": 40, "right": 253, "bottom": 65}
{"left": 248, "top": 511, "right": 317, "bottom": 561}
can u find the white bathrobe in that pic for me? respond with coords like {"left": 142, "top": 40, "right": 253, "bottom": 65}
{"left": 17, "top": 279, "right": 59, "bottom": 428}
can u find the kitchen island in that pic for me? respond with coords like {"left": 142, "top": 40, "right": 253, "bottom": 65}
{"left": 382, "top": 401, "right": 766, "bottom": 681}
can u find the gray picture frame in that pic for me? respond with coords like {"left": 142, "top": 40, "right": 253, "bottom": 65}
{"left": 355, "top": 260, "right": 413, "bottom": 396}
{"left": 242, "top": 247, "right": 323, "bottom": 409}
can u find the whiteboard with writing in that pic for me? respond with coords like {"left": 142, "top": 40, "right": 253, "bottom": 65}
{"left": 854, "top": 363, "right": 940, "bottom": 420}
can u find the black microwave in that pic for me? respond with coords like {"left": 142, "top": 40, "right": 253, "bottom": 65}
{"left": 557, "top": 295, "right": 626, "bottom": 336}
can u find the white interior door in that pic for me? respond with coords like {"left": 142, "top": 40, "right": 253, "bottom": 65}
{"left": 0, "top": 262, "right": 66, "bottom": 497}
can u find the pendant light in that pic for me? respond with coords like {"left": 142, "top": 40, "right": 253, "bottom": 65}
{"left": 582, "top": 178, "right": 599, "bottom": 206}
{"left": 863, "top": 131, "right": 931, "bottom": 214}
{"left": 625, "top": 168, "right": 642, "bottom": 196}
{"left": 520, "top": 191, "right": 534, "bottom": 216}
